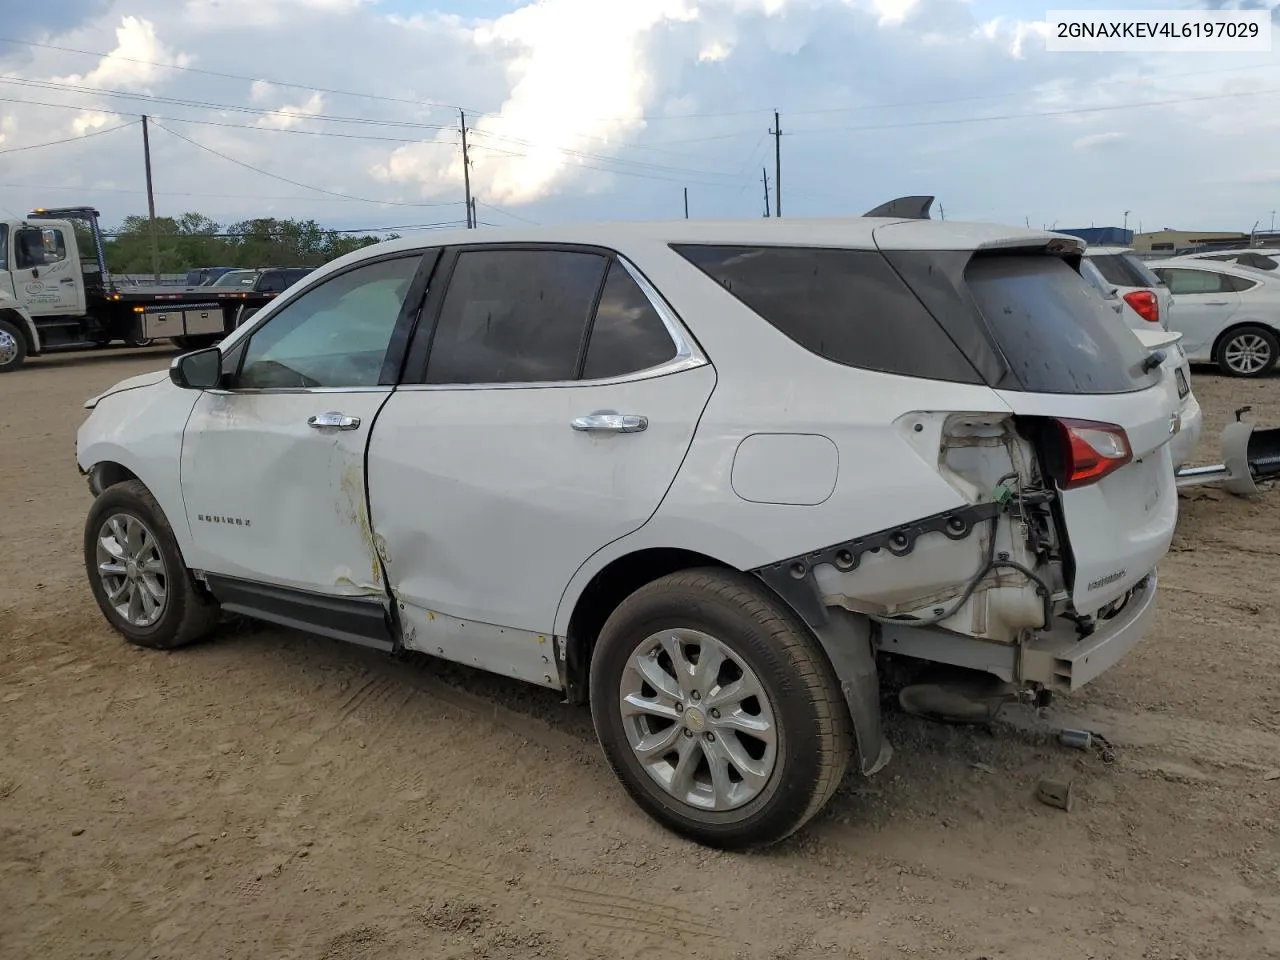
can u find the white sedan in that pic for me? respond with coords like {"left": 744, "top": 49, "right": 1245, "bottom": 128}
{"left": 1149, "top": 258, "right": 1280, "bottom": 377}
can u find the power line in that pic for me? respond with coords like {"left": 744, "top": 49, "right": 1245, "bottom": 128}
{"left": 149, "top": 120, "right": 459, "bottom": 208}
{"left": 4, "top": 33, "right": 1275, "bottom": 126}
{"left": 793, "top": 85, "right": 1280, "bottom": 135}
{"left": 0, "top": 118, "right": 137, "bottom": 154}
{"left": 477, "top": 199, "right": 539, "bottom": 225}
{"left": 0, "top": 36, "right": 480, "bottom": 116}
{"left": 0, "top": 77, "right": 458, "bottom": 131}
{"left": 0, "top": 181, "right": 463, "bottom": 206}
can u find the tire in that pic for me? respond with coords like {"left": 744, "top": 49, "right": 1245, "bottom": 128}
{"left": 0, "top": 318, "right": 28, "bottom": 373}
{"left": 235, "top": 305, "right": 260, "bottom": 328}
{"left": 1216, "top": 325, "right": 1279, "bottom": 378}
{"left": 589, "top": 568, "right": 852, "bottom": 850}
{"left": 125, "top": 335, "right": 154, "bottom": 348}
{"left": 84, "top": 479, "right": 220, "bottom": 650}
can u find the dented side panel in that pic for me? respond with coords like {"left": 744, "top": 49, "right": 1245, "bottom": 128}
{"left": 178, "top": 389, "right": 392, "bottom": 596}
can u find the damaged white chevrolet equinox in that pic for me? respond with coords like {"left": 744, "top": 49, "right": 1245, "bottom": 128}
{"left": 77, "top": 219, "right": 1180, "bottom": 848}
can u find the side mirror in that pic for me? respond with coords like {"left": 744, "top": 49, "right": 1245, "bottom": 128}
{"left": 170, "top": 347, "right": 223, "bottom": 390}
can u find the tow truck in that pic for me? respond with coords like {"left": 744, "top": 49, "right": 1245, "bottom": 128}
{"left": 0, "top": 206, "right": 304, "bottom": 372}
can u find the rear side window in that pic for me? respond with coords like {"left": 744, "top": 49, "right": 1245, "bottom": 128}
{"left": 965, "top": 255, "right": 1159, "bottom": 395}
{"left": 1155, "top": 268, "right": 1230, "bottom": 295}
{"left": 671, "top": 244, "right": 980, "bottom": 383}
{"left": 581, "top": 261, "right": 677, "bottom": 379}
{"left": 425, "top": 249, "right": 608, "bottom": 384}
{"left": 1089, "top": 253, "right": 1160, "bottom": 288}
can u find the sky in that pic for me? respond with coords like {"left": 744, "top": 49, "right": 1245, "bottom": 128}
{"left": 1, "top": 0, "right": 1278, "bottom": 236}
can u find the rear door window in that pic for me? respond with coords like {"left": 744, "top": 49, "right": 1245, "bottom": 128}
{"left": 424, "top": 248, "right": 608, "bottom": 384}
{"left": 964, "top": 255, "right": 1160, "bottom": 395}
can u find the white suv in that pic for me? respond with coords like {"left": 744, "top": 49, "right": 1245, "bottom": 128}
{"left": 77, "top": 220, "right": 1180, "bottom": 848}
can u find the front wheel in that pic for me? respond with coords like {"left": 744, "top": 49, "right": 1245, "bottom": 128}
{"left": 589, "top": 569, "right": 852, "bottom": 850}
{"left": 1217, "top": 325, "right": 1279, "bottom": 378}
{"left": 0, "top": 318, "right": 28, "bottom": 372}
{"left": 84, "top": 479, "right": 221, "bottom": 649}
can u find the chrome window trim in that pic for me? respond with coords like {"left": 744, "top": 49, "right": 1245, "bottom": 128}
{"left": 400, "top": 252, "right": 708, "bottom": 393}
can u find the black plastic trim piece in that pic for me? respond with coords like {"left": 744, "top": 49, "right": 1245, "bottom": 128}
{"left": 751, "top": 501, "right": 1002, "bottom": 628}
{"left": 205, "top": 575, "right": 395, "bottom": 651}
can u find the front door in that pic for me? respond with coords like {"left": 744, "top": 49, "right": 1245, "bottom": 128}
{"left": 1157, "top": 266, "right": 1242, "bottom": 359}
{"left": 179, "top": 251, "right": 431, "bottom": 597}
{"left": 368, "top": 246, "right": 715, "bottom": 652}
{"left": 8, "top": 224, "right": 85, "bottom": 317}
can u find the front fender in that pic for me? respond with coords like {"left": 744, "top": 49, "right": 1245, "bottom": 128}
{"left": 77, "top": 383, "right": 200, "bottom": 557}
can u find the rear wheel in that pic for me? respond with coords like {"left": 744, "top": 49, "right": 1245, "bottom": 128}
{"left": 234, "top": 304, "right": 260, "bottom": 328}
{"left": 0, "top": 319, "right": 27, "bottom": 373}
{"left": 589, "top": 568, "right": 852, "bottom": 849}
{"left": 84, "top": 479, "right": 220, "bottom": 649}
{"left": 1217, "top": 325, "right": 1278, "bottom": 378}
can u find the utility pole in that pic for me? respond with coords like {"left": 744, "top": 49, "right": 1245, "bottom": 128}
{"left": 939, "top": 203, "right": 945, "bottom": 221}
{"left": 683, "top": 187, "right": 689, "bottom": 219}
{"left": 1271, "top": 209, "right": 1276, "bottom": 233}
{"left": 769, "top": 110, "right": 782, "bottom": 217}
{"left": 141, "top": 115, "right": 160, "bottom": 282}
{"left": 762, "top": 167, "right": 771, "bottom": 218}
{"left": 460, "top": 109, "right": 474, "bottom": 229}
{"left": 470, "top": 196, "right": 478, "bottom": 228}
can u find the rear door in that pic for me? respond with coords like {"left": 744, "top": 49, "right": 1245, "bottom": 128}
{"left": 368, "top": 244, "right": 715, "bottom": 639}
{"left": 1152, "top": 266, "right": 1241, "bottom": 359}
{"left": 962, "top": 253, "right": 1179, "bottom": 616}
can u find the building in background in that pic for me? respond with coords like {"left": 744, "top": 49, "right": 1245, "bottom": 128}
{"left": 1130, "top": 229, "right": 1249, "bottom": 254}
{"left": 1057, "top": 226, "right": 1133, "bottom": 246}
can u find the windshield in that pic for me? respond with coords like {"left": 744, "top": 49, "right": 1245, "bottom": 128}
{"left": 211, "top": 271, "right": 259, "bottom": 288}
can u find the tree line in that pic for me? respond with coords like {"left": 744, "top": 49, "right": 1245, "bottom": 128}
{"left": 78, "top": 213, "right": 397, "bottom": 274}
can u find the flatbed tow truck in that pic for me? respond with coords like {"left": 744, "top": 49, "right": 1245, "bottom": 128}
{"left": 0, "top": 206, "right": 294, "bottom": 372}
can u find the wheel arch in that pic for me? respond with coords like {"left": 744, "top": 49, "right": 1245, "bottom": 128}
{"left": 557, "top": 543, "right": 887, "bottom": 778}
{"left": 1210, "top": 318, "right": 1280, "bottom": 361}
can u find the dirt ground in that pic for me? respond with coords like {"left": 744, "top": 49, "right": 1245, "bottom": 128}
{"left": 2, "top": 345, "right": 1278, "bottom": 960}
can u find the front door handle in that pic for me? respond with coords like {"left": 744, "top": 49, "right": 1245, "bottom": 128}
{"left": 571, "top": 413, "right": 648, "bottom": 434}
{"left": 307, "top": 411, "right": 361, "bottom": 430}
{"left": 60, "top": 277, "right": 76, "bottom": 285}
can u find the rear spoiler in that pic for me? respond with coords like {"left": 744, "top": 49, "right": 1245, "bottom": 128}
{"left": 1176, "top": 406, "right": 1280, "bottom": 496}
{"left": 863, "top": 195, "right": 934, "bottom": 219}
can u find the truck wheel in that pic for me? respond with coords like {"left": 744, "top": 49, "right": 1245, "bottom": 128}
{"left": 125, "top": 334, "right": 154, "bottom": 348}
{"left": 589, "top": 568, "right": 852, "bottom": 850}
{"left": 1217, "top": 325, "right": 1279, "bottom": 378}
{"left": 0, "top": 319, "right": 28, "bottom": 372}
{"left": 84, "top": 479, "right": 220, "bottom": 650}
{"left": 235, "top": 305, "right": 260, "bottom": 328}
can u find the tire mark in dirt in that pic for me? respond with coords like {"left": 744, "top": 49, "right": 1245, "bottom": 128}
{"left": 376, "top": 840, "right": 725, "bottom": 945}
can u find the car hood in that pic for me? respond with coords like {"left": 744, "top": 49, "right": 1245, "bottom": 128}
{"left": 84, "top": 368, "right": 170, "bottom": 409}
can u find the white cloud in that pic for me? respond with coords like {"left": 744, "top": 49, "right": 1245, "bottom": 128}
{"left": 1073, "top": 131, "right": 1127, "bottom": 150}
{"left": 255, "top": 91, "right": 326, "bottom": 129}
{"left": 53, "top": 15, "right": 191, "bottom": 90}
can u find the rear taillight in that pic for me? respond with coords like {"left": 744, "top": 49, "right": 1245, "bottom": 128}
{"left": 1053, "top": 418, "right": 1132, "bottom": 489}
{"left": 1123, "top": 289, "right": 1160, "bottom": 323}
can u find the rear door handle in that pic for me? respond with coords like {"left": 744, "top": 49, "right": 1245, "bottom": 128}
{"left": 571, "top": 413, "right": 648, "bottom": 434}
{"left": 307, "top": 411, "right": 361, "bottom": 430}
{"left": 60, "top": 277, "right": 76, "bottom": 284}
{"left": 1204, "top": 300, "right": 1229, "bottom": 306}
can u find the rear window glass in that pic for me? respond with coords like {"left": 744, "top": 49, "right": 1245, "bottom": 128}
{"left": 671, "top": 244, "right": 980, "bottom": 383}
{"left": 1090, "top": 253, "right": 1161, "bottom": 288}
{"left": 965, "top": 255, "right": 1159, "bottom": 395}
